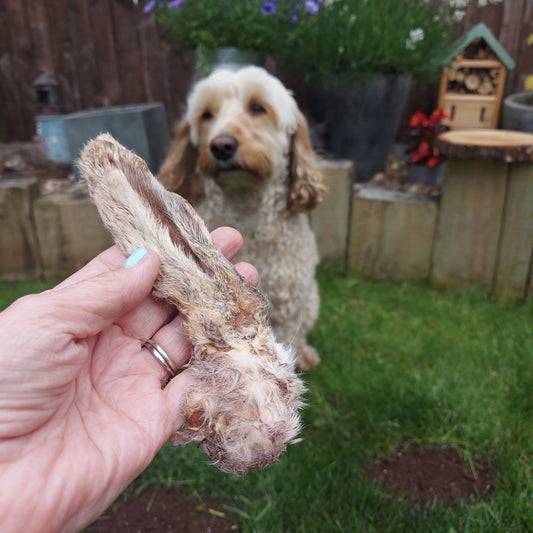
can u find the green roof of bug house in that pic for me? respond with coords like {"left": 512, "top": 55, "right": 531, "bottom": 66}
{"left": 444, "top": 22, "right": 515, "bottom": 70}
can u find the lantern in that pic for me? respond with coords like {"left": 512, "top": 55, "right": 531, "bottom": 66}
{"left": 33, "top": 73, "right": 62, "bottom": 114}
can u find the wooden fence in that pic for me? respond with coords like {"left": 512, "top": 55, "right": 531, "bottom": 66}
{"left": 1, "top": 0, "right": 192, "bottom": 141}
{"left": 1, "top": 0, "right": 532, "bottom": 142}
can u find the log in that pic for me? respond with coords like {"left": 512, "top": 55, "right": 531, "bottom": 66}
{"left": 437, "top": 130, "right": 533, "bottom": 162}
{"left": 455, "top": 70, "right": 465, "bottom": 83}
{"left": 477, "top": 76, "right": 494, "bottom": 95}
{"left": 446, "top": 69, "right": 457, "bottom": 82}
{"left": 0, "top": 178, "right": 42, "bottom": 281}
{"left": 34, "top": 192, "right": 113, "bottom": 280}
{"left": 348, "top": 189, "right": 438, "bottom": 281}
{"left": 432, "top": 160, "right": 508, "bottom": 290}
{"left": 464, "top": 72, "right": 480, "bottom": 91}
{"left": 433, "top": 130, "right": 533, "bottom": 300}
{"left": 309, "top": 159, "right": 354, "bottom": 261}
{"left": 493, "top": 163, "right": 533, "bottom": 299}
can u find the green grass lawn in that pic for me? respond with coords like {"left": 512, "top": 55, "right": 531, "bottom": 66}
{"left": 2, "top": 265, "right": 532, "bottom": 532}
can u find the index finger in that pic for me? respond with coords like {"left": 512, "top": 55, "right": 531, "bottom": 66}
{"left": 54, "top": 226, "right": 247, "bottom": 291}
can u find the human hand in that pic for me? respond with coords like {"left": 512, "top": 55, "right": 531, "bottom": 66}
{"left": 0, "top": 227, "right": 257, "bottom": 533}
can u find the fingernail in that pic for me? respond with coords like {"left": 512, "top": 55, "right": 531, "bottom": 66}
{"left": 123, "top": 248, "right": 148, "bottom": 268}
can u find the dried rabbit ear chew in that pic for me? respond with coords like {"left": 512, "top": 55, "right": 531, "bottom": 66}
{"left": 79, "top": 134, "right": 305, "bottom": 475}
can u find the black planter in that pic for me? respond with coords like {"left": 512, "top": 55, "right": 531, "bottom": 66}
{"left": 306, "top": 74, "right": 412, "bottom": 182}
{"left": 502, "top": 91, "right": 533, "bottom": 133}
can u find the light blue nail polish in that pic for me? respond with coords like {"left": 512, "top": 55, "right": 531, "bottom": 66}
{"left": 123, "top": 247, "right": 148, "bottom": 268}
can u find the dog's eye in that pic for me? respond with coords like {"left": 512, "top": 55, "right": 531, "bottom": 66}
{"left": 249, "top": 103, "right": 266, "bottom": 115}
{"left": 201, "top": 110, "right": 214, "bottom": 121}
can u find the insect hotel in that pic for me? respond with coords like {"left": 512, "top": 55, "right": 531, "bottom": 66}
{"left": 438, "top": 22, "right": 515, "bottom": 130}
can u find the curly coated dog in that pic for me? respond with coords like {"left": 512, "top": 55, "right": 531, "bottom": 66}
{"left": 158, "top": 67, "right": 326, "bottom": 371}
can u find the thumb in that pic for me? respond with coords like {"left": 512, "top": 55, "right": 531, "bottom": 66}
{"left": 44, "top": 248, "right": 160, "bottom": 339}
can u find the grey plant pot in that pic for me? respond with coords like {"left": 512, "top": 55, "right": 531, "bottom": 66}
{"left": 502, "top": 91, "right": 533, "bottom": 133}
{"left": 306, "top": 74, "right": 412, "bottom": 182}
{"left": 36, "top": 103, "right": 169, "bottom": 175}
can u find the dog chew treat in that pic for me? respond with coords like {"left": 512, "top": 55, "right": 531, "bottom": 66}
{"left": 79, "top": 134, "right": 305, "bottom": 475}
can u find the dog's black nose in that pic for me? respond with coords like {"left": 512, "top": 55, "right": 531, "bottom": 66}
{"left": 210, "top": 134, "right": 239, "bottom": 162}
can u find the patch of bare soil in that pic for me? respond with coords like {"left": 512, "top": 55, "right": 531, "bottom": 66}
{"left": 87, "top": 486, "right": 236, "bottom": 532}
{"left": 88, "top": 445, "right": 493, "bottom": 531}
{"left": 367, "top": 445, "right": 494, "bottom": 506}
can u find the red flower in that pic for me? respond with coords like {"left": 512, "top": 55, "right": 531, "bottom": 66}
{"left": 408, "top": 111, "right": 429, "bottom": 128}
{"left": 429, "top": 108, "right": 451, "bottom": 124}
{"left": 406, "top": 108, "right": 450, "bottom": 167}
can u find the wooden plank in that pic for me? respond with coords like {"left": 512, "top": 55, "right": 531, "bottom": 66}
{"left": 514, "top": 0, "right": 533, "bottom": 92}
{"left": 138, "top": 17, "right": 168, "bottom": 103}
{"left": 499, "top": 0, "right": 526, "bottom": 94}
{"left": 160, "top": 43, "right": 194, "bottom": 125}
{"left": 309, "top": 159, "right": 353, "bottom": 261}
{"left": 0, "top": 178, "right": 42, "bottom": 280}
{"left": 47, "top": 0, "right": 79, "bottom": 113}
{"left": 348, "top": 189, "right": 438, "bottom": 280}
{"left": 432, "top": 160, "right": 508, "bottom": 289}
{"left": 25, "top": 0, "right": 55, "bottom": 73}
{"left": 111, "top": 1, "right": 144, "bottom": 103}
{"left": 64, "top": 1, "right": 99, "bottom": 111}
{"left": 460, "top": 1, "right": 504, "bottom": 42}
{"left": 2, "top": 0, "right": 37, "bottom": 140}
{"left": 528, "top": 249, "right": 533, "bottom": 301}
{"left": 34, "top": 193, "right": 113, "bottom": 280}
{"left": 348, "top": 191, "right": 385, "bottom": 275}
{"left": 442, "top": 94, "right": 497, "bottom": 103}
{"left": 88, "top": 0, "right": 121, "bottom": 106}
{"left": 455, "top": 59, "right": 504, "bottom": 69}
{"left": 493, "top": 163, "right": 533, "bottom": 299}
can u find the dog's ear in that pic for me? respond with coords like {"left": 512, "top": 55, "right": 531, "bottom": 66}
{"left": 158, "top": 120, "right": 206, "bottom": 204}
{"left": 289, "top": 109, "right": 326, "bottom": 213}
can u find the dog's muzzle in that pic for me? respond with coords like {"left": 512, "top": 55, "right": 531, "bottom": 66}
{"left": 210, "top": 134, "right": 239, "bottom": 163}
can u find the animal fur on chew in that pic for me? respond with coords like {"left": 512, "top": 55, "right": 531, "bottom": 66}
{"left": 158, "top": 66, "right": 326, "bottom": 371}
{"left": 79, "top": 134, "right": 305, "bottom": 475}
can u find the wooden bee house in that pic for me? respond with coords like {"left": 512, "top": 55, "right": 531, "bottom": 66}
{"left": 438, "top": 23, "right": 515, "bottom": 130}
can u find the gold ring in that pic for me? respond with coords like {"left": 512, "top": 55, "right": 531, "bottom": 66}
{"left": 142, "top": 339, "right": 178, "bottom": 378}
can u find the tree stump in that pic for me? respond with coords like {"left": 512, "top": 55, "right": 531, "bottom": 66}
{"left": 433, "top": 129, "right": 533, "bottom": 300}
{"left": 436, "top": 130, "right": 533, "bottom": 162}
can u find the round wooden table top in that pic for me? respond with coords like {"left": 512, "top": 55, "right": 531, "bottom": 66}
{"left": 437, "top": 129, "right": 533, "bottom": 162}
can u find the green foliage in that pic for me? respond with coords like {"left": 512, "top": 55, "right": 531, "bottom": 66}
{"left": 279, "top": 0, "right": 456, "bottom": 80}
{"left": 149, "top": 0, "right": 455, "bottom": 80}
{"left": 154, "top": 0, "right": 303, "bottom": 57}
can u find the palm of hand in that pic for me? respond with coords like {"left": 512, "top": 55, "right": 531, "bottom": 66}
{"left": 0, "top": 248, "right": 190, "bottom": 532}
{"left": 0, "top": 229, "right": 253, "bottom": 532}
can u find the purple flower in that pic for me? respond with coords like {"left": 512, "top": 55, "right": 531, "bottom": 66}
{"left": 260, "top": 1, "right": 277, "bottom": 15}
{"left": 143, "top": 0, "right": 157, "bottom": 13}
{"left": 304, "top": 0, "right": 320, "bottom": 15}
{"left": 167, "top": 0, "right": 186, "bottom": 7}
